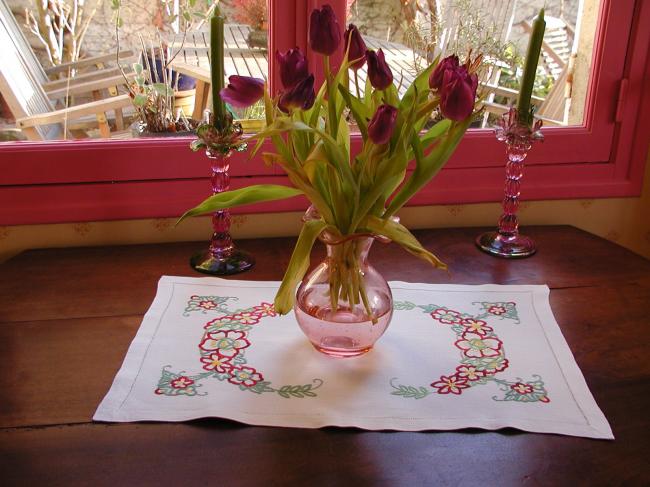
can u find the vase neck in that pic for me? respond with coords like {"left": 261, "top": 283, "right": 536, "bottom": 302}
{"left": 324, "top": 235, "right": 373, "bottom": 265}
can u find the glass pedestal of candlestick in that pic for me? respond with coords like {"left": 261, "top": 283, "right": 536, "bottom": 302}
{"left": 191, "top": 146, "right": 255, "bottom": 275}
{"left": 476, "top": 231, "right": 536, "bottom": 258}
{"left": 476, "top": 107, "right": 543, "bottom": 259}
{"left": 191, "top": 248, "right": 255, "bottom": 275}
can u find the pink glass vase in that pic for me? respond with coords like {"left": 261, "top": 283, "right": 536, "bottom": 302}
{"left": 190, "top": 147, "right": 255, "bottom": 275}
{"left": 476, "top": 107, "right": 543, "bottom": 258}
{"left": 294, "top": 230, "right": 393, "bottom": 358}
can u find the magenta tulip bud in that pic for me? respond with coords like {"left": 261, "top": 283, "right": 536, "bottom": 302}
{"left": 279, "top": 74, "right": 316, "bottom": 113}
{"left": 366, "top": 49, "right": 393, "bottom": 90}
{"left": 429, "top": 54, "right": 460, "bottom": 90}
{"left": 367, "top": 104, "right": 398, "bottom": 145}
{"left": 309, "top": 4, "right": 341, "bottom": 56}
{"left": 439, "top": 67, "right": 478, "bottom": 121}
{"left": 344, "top": 24, "right": 367, "bottom": 70}
{"left": 219, "top": 75, "right": 265, "bottom": 108}
{"left": 275, "top": 48, "right": 309, "bottom": 89}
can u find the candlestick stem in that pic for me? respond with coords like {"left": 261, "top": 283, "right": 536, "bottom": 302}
{"left": 190, "top": 147, "right": 255, "bottom": 274}
{"left": 476, "top": 108, "right": 542, "bottom": 258}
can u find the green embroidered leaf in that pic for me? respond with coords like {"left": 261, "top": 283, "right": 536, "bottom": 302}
{"left": 178, "top": 185, "right": 303, "bottom": 222}
{"left": 390, "top": 383, "right": 431, "bottom": 399}
{"left": 393, "top": 301, "right": 417, "bottom": 310}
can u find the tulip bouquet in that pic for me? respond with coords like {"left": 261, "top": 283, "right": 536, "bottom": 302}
{"left": 182, "top": 4, "right": 481, "bottom": 317}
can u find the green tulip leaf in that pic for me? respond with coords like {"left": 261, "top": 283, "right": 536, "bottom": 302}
{"left": 274, "top": 219, "right": 333, "bottom": 314}
{"left": 178, "top": 185, "right": 303, "bottom": 223}
{"left": 364, "top": 215, "right": 447, "bottom": 270}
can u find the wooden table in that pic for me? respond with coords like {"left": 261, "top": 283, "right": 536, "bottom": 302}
{"left": 1, "top": 226, "right": 649, "bottom": 485}
{"left": 169, "top": 25, "right": 268, "bottom": 120}
{"left": 168, "top": 26, "right": 422, "bottom": 119}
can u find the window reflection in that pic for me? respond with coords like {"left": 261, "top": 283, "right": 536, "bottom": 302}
{"left": 347, "top": 0, "right": 596, "bottom": 127}
{"left": 0, "top": 0, "right": 268, "bottom": 142}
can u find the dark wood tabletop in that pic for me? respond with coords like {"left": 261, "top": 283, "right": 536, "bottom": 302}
{"left": 1, "top": 225, "right": 649, "bottom": 486}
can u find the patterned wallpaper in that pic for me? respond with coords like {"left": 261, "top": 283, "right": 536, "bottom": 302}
{"left": 1, "top": 154, "right": 649, "bottom": 263}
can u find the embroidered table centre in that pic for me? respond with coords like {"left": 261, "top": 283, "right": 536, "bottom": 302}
{"left": 94, "top": 276, "right": 612, "bottom": 439}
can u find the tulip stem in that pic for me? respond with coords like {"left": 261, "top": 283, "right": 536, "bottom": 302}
{"left": 354, "top": 70, "right": 361, "bottom": 99}
{"left": 324, "top": 56, "right": 339, "bottom": 139}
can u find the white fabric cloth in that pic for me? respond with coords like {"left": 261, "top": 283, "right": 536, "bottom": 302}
{"left": 94, "top": 276, "right": 613, "bottom": 439}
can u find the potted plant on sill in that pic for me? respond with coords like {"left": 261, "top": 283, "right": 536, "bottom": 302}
{"left": 112, "top": 0, "right": 211, "bottom": 135}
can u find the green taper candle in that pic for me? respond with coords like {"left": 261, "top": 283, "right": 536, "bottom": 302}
{"left": 517, "top": 8, "right": 546, "bottom": 127}
{"left": 210, "top": 5, "right": 226, "bottom": 130}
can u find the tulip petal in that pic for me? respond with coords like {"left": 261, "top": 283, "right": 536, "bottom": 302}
{"left": 220, "top": 75, "right": 265, "bottom": 108}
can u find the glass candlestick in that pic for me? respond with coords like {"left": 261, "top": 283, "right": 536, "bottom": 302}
{"left": 476, "top": 107, "right": 543, "bottom": 258}
{"left": 190, "top": 146, "right": 255, "bottom": 275}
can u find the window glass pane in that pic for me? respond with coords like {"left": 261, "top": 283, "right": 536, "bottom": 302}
{"left": 346, "top": 0, "right": 598, "bottom": 127}
{"left": 0, "top": 0, "right": 267, "bottom": 142}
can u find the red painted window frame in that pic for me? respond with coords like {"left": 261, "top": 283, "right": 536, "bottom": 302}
{"left": 0, "top": 0, "right": 648, "bottom": 225}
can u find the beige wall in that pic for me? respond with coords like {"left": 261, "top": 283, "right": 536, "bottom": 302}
{"left": 2, "top": 150, "right": 649, "bottom": 263}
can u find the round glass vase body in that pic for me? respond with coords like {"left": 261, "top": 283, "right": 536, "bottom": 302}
{"left": 294, "top": 234, "right": 393, "bottom": 358}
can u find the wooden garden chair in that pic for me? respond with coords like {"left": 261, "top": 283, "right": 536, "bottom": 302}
{"left": 0, "top": 0, "right": 135, "bottom": 140}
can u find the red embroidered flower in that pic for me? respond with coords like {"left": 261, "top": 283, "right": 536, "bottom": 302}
{"left": 228, "top": 366, "right": 263, "bottom": 387}
{"left": 487, "top": 305, "right": 507, "bottom": 315}
{"left": 200, "top": 353, "right": 234, "bottom": 373}
{"left": 455, "top": 331, "right": 502, "bottom": 358}
{"left": 198, "top": 300, "right": 217, "bottom": 310}
{"left": 455, "top": 364, "right": 485, "bottom": 381}
{"left": 430, "top": 308, "right": 463, "bottom": 324}
{"left": 511, "top": 382, "right": 534, "bottom": 395}
{"left": 252, "top": 302, "right": 276, "bottom": 317}
{"left": 170, "top": 376, "right": 194, "bottom": 389}
{"left": 431, "top": 375, "right": 469, "bottom": 395}
{"left": 199, "top": 330, "right": 251, "bottom": 357}
{"left": 460, "top": 318, "right": 493, "bottom": 336}
{"left": 232, "top": 311, "right": 262, "bottom": 325}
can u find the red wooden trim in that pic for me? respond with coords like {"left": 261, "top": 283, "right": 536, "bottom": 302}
{"left": 0, "top": 161, "right": 640, "bottom": 226}
{"left": 0, "top": 138, "right": 275, "bottom": 185}
{"left": 610, "top": 0, "right": 650, "bottom": 191}
{"left": 0, "top": 0, "right": 647, "bottom": 226}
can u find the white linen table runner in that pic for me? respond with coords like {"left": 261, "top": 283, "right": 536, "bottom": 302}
{"left": 94, "top": 276, "right": 613, "bottom": 439}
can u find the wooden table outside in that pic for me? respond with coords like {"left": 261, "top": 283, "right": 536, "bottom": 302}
{"left": 1, "top": 226, "right": 649, "bottom": 485}
{"left": 169, "top": 26, "right": 423, "bottom": 120}
{"left": 169, "top": 25, "right": 268, "bottom": 120}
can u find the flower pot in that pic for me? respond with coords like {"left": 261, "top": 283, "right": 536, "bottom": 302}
{"left": 246, "top": 29, "right": 267, "bottom": 49}
{"left": 294, "top": 227, "right": 393, "bottom": 358}
{"left": 174, "top": 89, "right": 196, "bottom": 117}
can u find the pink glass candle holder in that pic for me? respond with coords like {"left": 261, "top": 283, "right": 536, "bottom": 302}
{"left": 476, "top": 107, "right": 543, "bottom": 258}
{"left": 190, "top": 146, "right": 255, "bottom": 275}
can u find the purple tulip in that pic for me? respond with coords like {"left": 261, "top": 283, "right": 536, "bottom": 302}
{"left": 367, "top": 104, "right": 398, "bottom": 145}
{"left": 219, "top": 75, "right": 265, "bottom": 108}
{"left": 309, "top": 4, "right": 341, "bottom": 56}
{"left": 344, "top": 24, "right": 367, "bottom": 70}
{"left": 439, "top": 67, "right": 478, "bottom": 121}
{"left": 279, "top": 74, "right": 316, "bottom": 113}
{"left": 366, "top": 49, "right": 393, "bottom": 90}
{"left": 429, "top": 54, "right": 460, "bottom": 90}
{"left": 275, "top": 48, "right": 309, "bottom": 89}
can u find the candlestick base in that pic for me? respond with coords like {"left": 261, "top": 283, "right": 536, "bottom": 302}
{"left": 190, "top": 248, "right": 255, "bottom": 275}
{"left": 476, "top": 231, "right": 536, "bottom": 258}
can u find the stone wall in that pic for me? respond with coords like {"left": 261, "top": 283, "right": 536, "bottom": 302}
{"left": 349, "top": 0, "right": 581, "bottom": 51}
{"left": 7, "top": 0, "right": 238, "bottom": 66}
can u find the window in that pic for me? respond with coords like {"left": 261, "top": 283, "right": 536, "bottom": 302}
{"left": 0, "top": 0, "right": 648, "bottom": 225}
